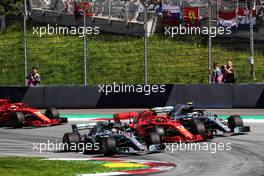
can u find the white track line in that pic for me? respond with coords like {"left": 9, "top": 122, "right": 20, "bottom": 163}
{"left": 78, "top": 172, "right": 129, "bottom": 176}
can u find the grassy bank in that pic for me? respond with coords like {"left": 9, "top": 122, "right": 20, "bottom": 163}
{"left": 0, "top": 157, "right": 146, "bottom": 176}
{"left": 0, "top": 22, "right": 263, "bottom": 85}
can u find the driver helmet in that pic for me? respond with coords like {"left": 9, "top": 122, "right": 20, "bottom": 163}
{"left": 111, "top": 128, "right": 118, "bottom": 134}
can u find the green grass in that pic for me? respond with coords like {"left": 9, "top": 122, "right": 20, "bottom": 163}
{"left": 0, "top": 21, "right": 264, "bottom": 85}
{"left": 0, "top": 157, "right": 146, "bottom": 176}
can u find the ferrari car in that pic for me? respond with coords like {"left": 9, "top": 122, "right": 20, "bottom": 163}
{"left": 0, "top": 99, "right": 67, "bottom": 128}
{"left": 162, "top": 103, "right": 250, "bottom": 136}
{"left": 113, "top": 108, "right": 210, "bottom": 143}
{"left": 62, "top": 121, "right": 162, "bottom": 156}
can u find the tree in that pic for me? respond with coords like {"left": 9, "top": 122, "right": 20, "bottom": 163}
{"left": 0, "top": 0, "right": 23, "bottom": 15}
{"left": 0, "top": 5, "right": 5, "bottom": 16}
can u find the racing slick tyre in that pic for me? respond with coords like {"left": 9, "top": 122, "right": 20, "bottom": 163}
{"left": 153, "top": 126, "right": 165, "bottom": 137}
{"left": 193, "top": 120, "right": 207, "bottom": 139}
{"left": 62, "top": 133, "right": 80, "bottom": 152}
{"left": 228, "top": 115, "right": 243, "bottom": 132}
{"left": 146, "top": 132, "right": 161, "bottom": 150}
{"left": 101, "top": 137, "right": 116, "bottom": 156}
{"left": 11, "top": 112, "right": 25, "bottom": 128}
{"left": 45, "top": 108, "right": 60, "bottom": 120}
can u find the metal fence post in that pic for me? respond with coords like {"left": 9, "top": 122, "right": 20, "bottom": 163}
{"left": 24, "top": 0, "right": 28, "bottom": 86}
{"left": 83, "top": 8, "right": 88, "bottom": 86}
{"left": 139, "top": 0, "right": 148, "bottom": 84}
{"left": 0, "top": 15, "right": 6, "bottom": 30}
{"left": 108, "top": 0, "right": 111, "bottom": 22}
{"left": 249, "top": 0, "right": 255, "bottom": 81}
{"left": 207, "top": 0, "right": 212, "bottom": 84}
{"left": 58, "top": 0, "right": 61, "bottom": 15}
{"left": 144, "top": 7, "right": 148, "bottom": 84}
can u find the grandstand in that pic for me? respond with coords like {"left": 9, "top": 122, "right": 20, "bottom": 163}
{"left": 29, "top": 0, "right": 157, "bottom": 36}
{"left": 27, "top": 0, "right": 264, "bottom": 38}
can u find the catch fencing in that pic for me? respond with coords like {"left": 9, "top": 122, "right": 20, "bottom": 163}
{"left": 0, "top": 0, "right": 264, "bottom": 85}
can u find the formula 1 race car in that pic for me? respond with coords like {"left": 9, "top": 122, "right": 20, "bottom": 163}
{"left": 0, "top": 99, "right": 67, "bottom": 128}
{"left": 161, "top": 103, "right": 250, "bottom": 136}
{"left": 62, "top": 121, "right": 162, "bottom": 156}
{"left": 113, "top": 108, "right": 210, "bottom": 143}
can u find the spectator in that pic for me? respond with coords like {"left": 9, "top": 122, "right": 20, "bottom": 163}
{"left": 210, "top": 62, "right": 223, "bottom": 84}
{"left": 62, "top": 0, "right": 72, "bottom": 13}
{"left": 43, "top": 0, "right": 51, "bottom": 9}
{"left": 26, "top": 67, "right": 41, "bottom": 87}
{"left": 154, "top": 0, "right": 163, "bottom": 15}
{"left": 222, "top": 60, "right": 235, "bottom": 83}
{"left": 126, "top": 0, "right": 139, "bottom": 21}
{"left": 257, "top": 3, "right": 264, "bottom": 25}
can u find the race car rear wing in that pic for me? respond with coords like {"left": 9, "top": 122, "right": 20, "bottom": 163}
{"left": 72, "top": 123, "right": 97, "bottom": 133}
{"left": 151, "top": 106, "right": 174, "bottom": 113}
{"left": 113, "top": 107, "right": 175, "bottom": 122}
{"left": 113, "top": 112, "right": 139, "bottom": 123}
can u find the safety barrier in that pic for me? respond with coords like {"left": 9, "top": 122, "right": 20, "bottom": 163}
{"left": 0, "top": 84, "right": 263, "bottom": 108}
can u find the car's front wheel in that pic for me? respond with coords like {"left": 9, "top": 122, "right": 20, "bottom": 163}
{"left": 146, "top": 132, "right": 161, "bottom": 150}
{"left": 11, "top": 112, "right": 25, "bottom": 128}
{"left": 228, "top": 115, "right": 243, "bottom": 132}
{"left": 45, "top": 108, "right": 60, "bottom": 120}
{"left": 192, "top": 120, "right": 207, "bottom": 139}
{"left": 153, "top": 126, "right": 165, "bottom": 137}
{"left": 101, "top": 137, "right": 116, "bottom": 156}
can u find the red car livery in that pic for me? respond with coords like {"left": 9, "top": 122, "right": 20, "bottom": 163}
{"left": 113, "top": 109, "right": 211, "bottom": 143}
{"left": 0, "top": 99, "right": 67, "bottom": 128}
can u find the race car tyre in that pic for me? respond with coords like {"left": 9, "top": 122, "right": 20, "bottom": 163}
{"left": 45, "top": 108, "right": 60, "bottom": 120}
{"left": 193, "top": 120, "right": 206, "bottom": 139}
{"left": 146, "top": 132, "right": 161, "bottom": 150}
{"left": 153, "top": 126, "right": 165, "bottom": 137}
{"left": 101, "top": 137, "right": 116, "bottom": 156}
{"left": 228, "top": 115, "right": 243, "bottom": 132}
{"left": 62, "top": 133, "right": 80, "bottom": 151}
{"left": 11, "top": 112, "right": 25, "bottom": 128}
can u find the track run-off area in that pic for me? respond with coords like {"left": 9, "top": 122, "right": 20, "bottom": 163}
{"left": 0, "top": 109, "right": 264, "bottom": 176}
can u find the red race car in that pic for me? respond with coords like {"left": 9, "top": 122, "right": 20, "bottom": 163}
{"left": 0, "top": 99, "right": 67, "bottom": 128}
{"left": 113, "top": 108, "right": 211, "bottom": 143}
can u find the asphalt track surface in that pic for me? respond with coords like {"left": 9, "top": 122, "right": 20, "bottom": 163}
{"left": 0, "top": 109, "right": 264, "bottom": 176}
{"left": 59, "top": 109, "right": 264, "bottom": 116}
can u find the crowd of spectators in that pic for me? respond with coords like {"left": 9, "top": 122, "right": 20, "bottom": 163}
{"left": 210, "top": 60, "right": 235, "bottom": 84}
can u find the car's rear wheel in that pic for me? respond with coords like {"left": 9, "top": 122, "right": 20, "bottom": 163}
{"left": 11, "top": 112, "right": 25, "bottom": 128}
{"left": 45, "top": 108, "right": 60, "bottom": 120}
{"left": 101, "top": 137, "right": 116, "bottom": 156}
{"left": 193, "top": 120, "right": 206, "bottom": 139}
{"left": 228, "top": 115, "right": 243, "bottom": 132}
{"left": 146, "top": 132, "right": 161, "bottom": 150}
{"left": 62, "top": 133, "right": 80, "bottom": 151}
